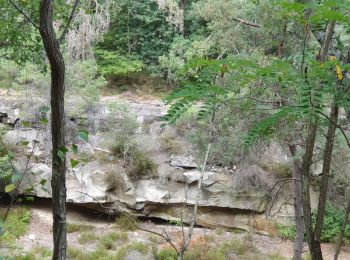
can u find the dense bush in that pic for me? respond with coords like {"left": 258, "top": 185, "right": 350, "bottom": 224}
{"left": 277, "top": 203, "right": 350, "bottom": 242}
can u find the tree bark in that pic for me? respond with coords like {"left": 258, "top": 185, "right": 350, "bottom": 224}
{"left": 289, "top": 144, "right": 304, "bottom": 260}
{"left": 314, "top": 100, "right": 339, "bottom": 245}
{"left": 39, "top": 1, "right": 67, "bottom": 259}
{"left": 334, "top": 193, "right": 350, "bottom": 260}
{"left": 179, "top": 0, "right": 186, "bottom": 36}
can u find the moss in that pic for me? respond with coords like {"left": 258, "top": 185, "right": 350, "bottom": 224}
{"left": 0, "top": 206, "right": 31, "bottom": 247}
{"left": 66, "top": 223, "right": 94, "bottom": 233}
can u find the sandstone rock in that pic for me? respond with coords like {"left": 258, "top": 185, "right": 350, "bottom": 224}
{"left": 170, "top": 155, "right": 197, "bottom": 169}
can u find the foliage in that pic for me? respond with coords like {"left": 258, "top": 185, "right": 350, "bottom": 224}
{"left": 125, "top": 148, "right": 158, "bottom": 179}
{"left": 0, "top": 207, "right": 31, "bottom": 247}
{"left": 95, "top": 49, "right": 144, "bottom": 78}
{"left": 66, "top": 59, "right": 106, "bottom": 104}
{"left": 258, "top": 161, "right": 293, "bottom": 178}
{"left": 115, "top": 213, "right": 138, "bottom": 231}
{"left": 155, "top": 247, "right": 178, "bottom": 260}
{"left": 277, "top": 203, "right": 350, "bottom": 242}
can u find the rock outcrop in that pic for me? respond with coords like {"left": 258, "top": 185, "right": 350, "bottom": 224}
{"left": 0, "top": 97, "right": 306, "bottom": 234}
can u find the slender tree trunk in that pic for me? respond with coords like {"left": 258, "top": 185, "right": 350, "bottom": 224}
{"left": 289, "top": 144, "right": 304, "bottom": 260}
{"left": 314, "top": 100, "right": 339, "bottom": 246}
{"left": 300, "top": 20, "right": 336, "bottom": 260}
{"left": 179, "top": 0, "right": 186, "bottom": 37}
{"left": 39, "top": 1, "right": 67, "bottom": 259}
{"left": 334, "top": 193, "right": 350, "bottom": 260}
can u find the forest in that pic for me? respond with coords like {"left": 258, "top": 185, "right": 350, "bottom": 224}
{"left": 1, "top": 0, "right": 350, "bottom": 259}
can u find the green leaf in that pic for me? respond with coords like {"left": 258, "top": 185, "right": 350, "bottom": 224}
{"left": 70, "top": 159, "right": 79, "bottom": 168}
{"left": 40, "top": 118, "right": 49, "bottom": 124}
{"left": 57, "top": 146, "right": 69, "bottom": 161}
{"left": 40, "top": 179, "right": 47, "bottom": 186}
{"left": 5, "top": 184, "right": 16, "bottom": 193}
{"left": 78, "top": 130, "right": 89, "bottom": 142}
{"left": 72, "top": 144, "right": 78, "bottom": 154}
{"left": 39, "top": 105, "right": 50, "bottom": 113}
{"left": 7, "top": 151, "right": 15, "bottom": 160}
{"left": 19, "top": 141, "right": 30, "bottom": 147}
{"left": 11, "top": 174, "right": 21, "bottom": 183}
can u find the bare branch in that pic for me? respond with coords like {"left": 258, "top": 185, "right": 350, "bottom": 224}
{"left": 58, "top": 0, "right": 79, "bottom": 43}
{"left": 232, "top": 17, "right": 260, "bottom": 28}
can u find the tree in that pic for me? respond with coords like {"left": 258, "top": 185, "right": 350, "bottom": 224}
{"left": 0, "top": 0, "right": 80, "bottom": 258}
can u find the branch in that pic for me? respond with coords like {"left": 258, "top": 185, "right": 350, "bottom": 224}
{"left": 8, "top": 0, "right": 39, "bottom": 30}
{"left": 58, "top": 0, "right": 79, "bottom": 43}
{"left": 233, "top": 17, "right": 260, "bottom": 28}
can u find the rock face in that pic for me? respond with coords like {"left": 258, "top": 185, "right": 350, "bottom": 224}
{"left": 0, "top": 97, "right": 304, "bottom": 234}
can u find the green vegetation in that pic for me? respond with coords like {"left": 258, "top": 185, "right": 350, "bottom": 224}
{"left": 13, "top": 246, "right": 52, "bottom": 260}
{"left": 259, "top": 161, "right": 293, "bottom": 178}
{"left": 98, "top": 231, "right": 129, "bottom": 250}
{"left": 0, "top": 207, "right": 31, "bottom": 247}
{"left": 278, "top": 203, "right": 350, "bottom": 243}
{"left": 115, "top": 213, "right": 138, "bottom": 231}
{"left": 114, "top": 242, "right": 149, "bottom": 260}
{"left": 66, "top": 223, "right": 94, "bottom": 233}
{"left": 78, "top": 230, "right": 98, "bottom": 244}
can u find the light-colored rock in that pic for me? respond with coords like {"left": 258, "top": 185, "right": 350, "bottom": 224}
{"left": 170, "top": 155, "right": 197, "bottom": 168}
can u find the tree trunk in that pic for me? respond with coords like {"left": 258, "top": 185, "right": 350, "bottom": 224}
{"left": 334, "top": 193, "right": 350, "bottom": 260}
{"left": 314, "top": 100, "right": 339, "bottom": 246}
{"left": 300, "top": 20, "right": 335, "bottom": 260}
{"left": 301, "top": 121, "right": 323, "bottom": 260}
{"left": 289, "top": 144, "right": 304, "bottom": 260}
{"left": 180, "top": 0, "right": 186, "bottom": 36}
{"left": 39, "top": 1, "right": 67, "bottom": 259}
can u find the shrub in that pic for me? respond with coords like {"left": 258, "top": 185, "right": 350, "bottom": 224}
{"left": 155, "top": 247, "right": 178, "bottom": 260}
{"left": 277, "top": 203, "right": 350, "bottom": 242}
{"left": 0, "top": 206, "right": 31, "bottom": 247}
{"left": 103, "top": 166, "right": 126, "bottom": 192}
{"left": 126, "top": 148, "right": 158, "bottom": 180}
{"left": 115, "top": 213, "right": 138, "bottom": 231}
{"left": 160, "top": 131, "right": 184, "bottom": 155}
{"left": 277, "top": 224, "right": 296, "bottom": 240}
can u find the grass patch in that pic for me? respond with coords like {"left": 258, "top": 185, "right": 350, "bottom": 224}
{"left": 125, "top": 148, "right": 158, "bottom": 180}
{"left": 114, "top": 242, "right": 149, "bottom": 260}
{"left": 66, "top": 222, "right": 94, "bottom": 233}
{"left": 78, "top": 230, "right": 98, "bottom": 244}
{"left": 12, "top": 246, "right": 52, "bottom": 260}
{"left": 67, "top": 246, "right": 110, "bottom": 260}
{"left": 155, "top": 247, "right": 178, "bottom": 260}
{"left": 0, "top": 206, "right": 31, "bottom": 247}
{"left": 98, "top": 231, "right": 129, "bottom": 250}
